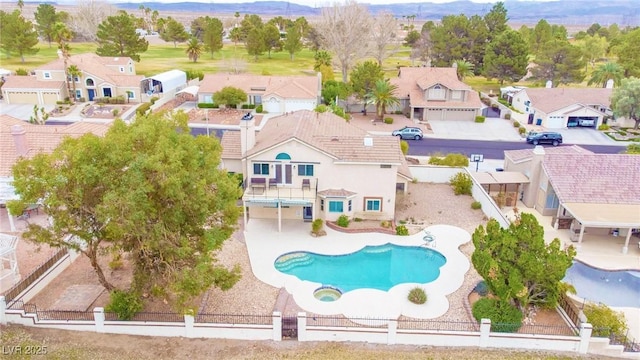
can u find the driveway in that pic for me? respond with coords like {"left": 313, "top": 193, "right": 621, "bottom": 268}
{"left": 553, "top": 127, "right": 615, "bottom": 145}
{"left": 427, "top": 118, "right": 522, "bottom": 142}
{"left": 0, "top": 103, "right": 54, "bottom": 121}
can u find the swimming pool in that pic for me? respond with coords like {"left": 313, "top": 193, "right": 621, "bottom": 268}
{"left": 563, "top": 260, "right": 640, "bottom": 308}
{"left": 274, "top": 243, "right": 446, "bottom": 296}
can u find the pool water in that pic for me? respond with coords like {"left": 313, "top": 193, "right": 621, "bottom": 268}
{"left": 563, "top": 261, "right": 640, "bottom": 308}
{"left": 274, "top": 243, "right": 446, "bottom": 294}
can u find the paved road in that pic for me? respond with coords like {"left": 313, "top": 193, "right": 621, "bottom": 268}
{"left": 407, "top": 138, "right": 627, "bottom": 159}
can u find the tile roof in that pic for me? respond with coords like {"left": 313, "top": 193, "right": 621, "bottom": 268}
{"left": 34, "top": 53, "right": 141, "bottom": 88}
{"left": 199, "top": 74, "right": 320, "bottom": 99}
{"left": 0, "top": 115, "right": 110, "bottom": 177}
{"left": 2, "top": 76, "right": 65, "bottom": 90}
{"left": 504, "top": 145, "right": 593, "bottom": 163}
{"left": 542, "top": 153, "right": 640, "bottom": 205}
{"left": 391, "top": 67, "right": 482, "bottom": 109}
{"left": 521, "top": 87, "right": 613, "bottom": 114}
{"left": 247, "top": 110, "right": 405, "bottom": 164}
{"left": 317, "top": 189, "right": 357, "bottom": 197}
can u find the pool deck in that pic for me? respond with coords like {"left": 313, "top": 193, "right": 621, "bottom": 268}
{"left": 244, "top": 219, "right": 471, "bottom": 320}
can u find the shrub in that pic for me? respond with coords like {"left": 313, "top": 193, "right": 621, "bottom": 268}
{"left": 429, "top": 153, "right": 469, "bottom": 167}
{"left": 408, "top": 287, "right": 427, "bottom": 304}
{"left": 112, "top": 108, "right": 120, "bottom": 117}
{"left": 475, "top": 115, "right": 486, "bottom": 123}
{"left": 471, "top": 201, "right": 482, "bottom": 210}
{"left": 149, "top": 96, "right": 159, "bottom": 105}
{"left": 311, "top": 219, "right": 324, "bottom": 234}
{"left": 15, "top": 68, "right": 28, "bottom": 75}
{"left": 384, "top": 117, "right": 393, "bottom": 124}
{"left": 315, "top": 104, "right": 328, "bottom": 113}
{"left": 474, "top": 280, "right": 488, "bottom": 296}
{"left": 380, "top": 220, "right": 392, "bottom": 228}
{"left": 78, "top": 97, "right": 86, "bottom": 102}
{"left": 584, "top": 303, "right": 628, "bottom": 337}
{"left": 396, "top": 224, "right": 409, "bottom": 235}
{"left": 105, "top": 290, "right": 142, "bottom": 320}
{"left": 136, "top": 102, "right": 152, "bottom": 116}
{"left": 450, "top": 172, "right": 472, "bottom": 195}
{"left": 400, "top": 140, "right": 409, "bottom": 155}
{"left": 504, "top": 113, "right": 511, "bottom": 120}
{"left": 186, "top": 69, "right": 205, "bottom": 81}
{"left": 472, "top": 298, "right": 523, "bottom": 333}
{"left": 336, "top": 214, "right": 349, "bottom": 228}
{"left": 518, "top": 126, "right": 526, "bottom": 134}
{"left": 256, "top": 104, "right": 263, "bottom": 113}
{"left": 197, "top": 103, "right": 218, "bottom": 108}
{"left": 241, "top": 104, "right": 256, "bottom": 109}
{"left": 512, "top": 121, "right": 520, "bottom": 127}
{"left": 353, "top": 217, "right": 363, "bottom": 222}
{"left": 394, "top": 110, "right": 403, "bottom": 115}
{"left": 598, "top": 124, "right": 610, "bottom": 130}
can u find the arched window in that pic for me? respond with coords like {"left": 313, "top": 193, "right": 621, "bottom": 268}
{"left": 85, "top": 78, "right": 95, "bottom": 87}
{"left": 275, "top": 153, "right": 291, "bottom": 160}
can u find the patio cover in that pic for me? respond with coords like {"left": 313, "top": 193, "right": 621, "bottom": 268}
{"left": 471, "top": 171, "right": 530, "bottom": 185}
{"left": 563, "top": 203, "right": 640, "bottom": 228}
{"left": 176, "top": 85, "right": 199, "bottom": 97}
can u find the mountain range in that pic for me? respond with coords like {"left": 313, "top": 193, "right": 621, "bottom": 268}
{"left": 114, "top": 1, "right": 640, "bottom": 25}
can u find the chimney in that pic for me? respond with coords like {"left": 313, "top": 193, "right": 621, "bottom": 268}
{"left": 525, "top": 145, "right": 546, "bottom": 208}
{"left": 545, "top": 80, "right": 553, "bottom": 88}
{"left": 239, "top": 112, "right": 255, "bottom": 156}
{"left": 605, "top": 79, "right": 614, "bottom": 89}
{"left": 11, "top": 125, "right": 28, "bottom": 157}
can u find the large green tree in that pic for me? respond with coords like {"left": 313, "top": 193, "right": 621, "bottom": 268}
{"left": 472, "top": 214, "right": 576, "bottom": 310}
{"left": 8, "top": 111, "right": 242, "bottom": 311}
{"left": 367, "top": 79, "right": 400, "bottom": 121}
{"left": 531, "top": 39, "right": 585, "bottom": 86}
{"left": 185, "top": 37, "right": 203, "bottom": 63}
{"left": 484, "top": 1, "right": 508, "bottom": 42}
{"left": 160, "top": 17, "right": 189, "bottom": 48}
{"left": 611, "top": 77, "right": 640, "bottom": 130}
{"left": 202, "top": 17, "right": 224, "bottom": 58}
{"left": 34, "top": 3, "right": 64, "bottom": 47}
{"left": 349, "top": 60, "right": 384, "bottom": 114}
{"left": 96, "top": 11, "right": 149, "bottom": 62}
{"left": 321, "top": 80, "right": 350, "bottom": 105}
{"left": 245, "top": 27, "right": 265, "bottom": 61}
{"left": 0, "top": 10, "right": 39, "bottom": 63}
{"left": 483, "top": 30, "right": 529, "bottom": 84}
{"left": 429, "top": 14, "right": 487, "bottom": 70}
{"left": 283, "top": 23, "right": 303, "bottom": 60}
{"left": 530, "top": 19, "right": 552, "bottom": 54}
{"left": 588, "top": 62, "right": 624, "bottom": 88}
{"left": 263, "top": 23, "right": 282, "bottom": 59}
{"left": 615, "top": 28, "right": 640, "bottom": 77}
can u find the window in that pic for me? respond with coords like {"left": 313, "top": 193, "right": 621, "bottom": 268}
{"left": 129, "top": 66, "right": 133, "bottom": 73}
{"left": 348, "top": 200, "right": 352, "bottom": 212}
{"left": 329, "top": 201, "right": 343, "bottom": 213}
{"left": 86, "top": 78, "right": 94, "bottom": 86}
{"left": 74, "top": 76, "right": 80, "bottom": 82}
{"left": 365, "top": 198, "right": 381, "bottom": 211}
{"left": 275, "top": 152, "right": 291, "bottom": 160}
{"left": 43, "top": 72, "right": 51, "bottom": 79}
{"left": 320, "top": 199, "right": 324, "bottom": 211}
{"left": 545, "top": 189, "right": 559, "bottom": 209}
{"left": 380, "top": 164, "right": 391, "bottom": 169}
{"left": 119, "top": 66, "right": 125, "bottom": 73}
{"left": 451, "top": 90, "right": 462, "bottom": 100}
{"left": 75, "top": 90, "right": 81, "bottom": 99}
{"left": 428, "top": 85, "right": 445, "bottom": 100}
{"left": 127, "top": 91, "right": 135, "bottom": 99}
{"left": 298, "top": 164, "right": 314, "bottom": 176}
{"left": 253, "top": 163, "right": 269, "bottom": 175}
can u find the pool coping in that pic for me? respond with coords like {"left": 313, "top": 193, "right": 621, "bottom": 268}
{"left": 244, "top": 219, "right": 471, "bottom": 320}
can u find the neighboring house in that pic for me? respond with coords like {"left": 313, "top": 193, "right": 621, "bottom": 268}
{"left": 220, "top": 110, "right": 412, "bottom": 231}
{"left": 509, "top": 87, "right": 614, "bottom": 129}
{"left": 504, "top": 145, "right": 640, "bottom": 253}
{"left": 391, "top": 67, "right": 482, "bottom": 122}
{"left": 198, "top": 74, "right": 321, "bottom": 113}
{"left": 2, "top": 53, "right": 144, "bottom": 105}
{"left": 141, "top": 69, "right": 187, "bottom": 97}
{"left": 0, "top": 115, "right": 110, "bottom": 230}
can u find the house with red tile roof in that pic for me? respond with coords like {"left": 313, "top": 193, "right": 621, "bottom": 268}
{"left": 504, "top": 145, "right": 640, "bottom": 253}
{"left": 1, "top": 53, "right": 144, "bottom": 105}
{"left": 509, "top": 87, "right": 618, "bottom": 129}
{"left": 220, "top": 110, "right": 412, "bottom": 231}
{"left": 390, "top": 67, "right": 482, "bottom": 122}
{"left": 198, "top": 73, "right": 321, "bottom": 113}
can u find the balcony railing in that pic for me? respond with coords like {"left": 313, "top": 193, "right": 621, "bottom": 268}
{"left": 243, "top": 178, "right": 317, "bottom": 202}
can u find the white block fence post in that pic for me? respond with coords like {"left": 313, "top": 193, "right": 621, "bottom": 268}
{"left": 578, "top": 323, "right": 593, "bottom": 354}
{"left": 272, "top": 311, "right": 282, "bottom": 341}
{"left": 479, "top": 318, "right": 491, "bottom": 348}
{"left": 387, "top": 319, "right": 398, "bottom": 345}
{"left": 184, "top": 313, "right": 195, "bottom": 338}
{"left": 0, "top": 296, "right": 7, "bottom": 325}
{"left": 93, "top": 307, "right": 105, "bottom": 333}
{"left": 297, "top": 312, "right": 307, "bottom": 341}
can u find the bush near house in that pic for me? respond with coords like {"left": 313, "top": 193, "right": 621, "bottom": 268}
{"left": 472, "top": 298, "right": 523, "bottom": 333}
{"left": 584, "top": 303, "right": 628, "bottom": 338}
{"left": 475, "top": 116, "right": 486, "bottom": 123}
{"left": 256, "top": 104, "right": 263, "bottom": 113}
{"left": 429, "top": 153, "right": 469, "bottom": 167}
{"left": 197, "top": 103, "right": 219, "bottom": 108}
{"left": 336, "top": 215, "right": 350, "bottom": 228}
{"left": 513, "top": 121, "right": 520, "bottom": 127}
{"left": 449, "top": 172, "right": 473, "bottom": 195}
{"left": 408, "top": 287, "right": 427, "bottom": 304}
{"left": 136, "top": 102, "right": 152, "bottom": 116}
{"left": 396, "top": 224, "right": 409, "bottom": 235}
{"left": 384, "top": 117, "right": 393, "bottom": 124}
{"left": 105, "top": 290, "right": 143, "bottom": 320}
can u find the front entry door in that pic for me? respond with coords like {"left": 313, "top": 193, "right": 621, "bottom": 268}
{"left": 275, "top": 164, "right": 292, "bottom": 185}
{"left": 87, "top": 89, "right": 96, "bottom": 101}
{"left": 303, "top": 206, "right": 312, "bottom": 221}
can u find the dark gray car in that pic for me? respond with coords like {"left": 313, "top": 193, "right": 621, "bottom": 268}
{"left": 526, "top": 132, "right": 563, "bottom": 146}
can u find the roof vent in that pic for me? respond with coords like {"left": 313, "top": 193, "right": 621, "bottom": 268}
{"left": 114, "top": 57, "right": 119, "bottom": 61}
{"left": 364, "top": 137, "right": 373, "bottom": 147}
{"left": 331, "top": 137, "right": 339, "bottom": 142}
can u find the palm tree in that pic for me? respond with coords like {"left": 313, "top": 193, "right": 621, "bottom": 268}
{"left": 186, "top": 37, "right": 203, "bottom": 63}
{"left": 453, "top": 59, "right": 475, "bottom": 81}
{"left": 67, "top": 65, "right": 81, "bottom": 101}
{"left": 588, "top": 62, "right": 624, "bottom": 88}
{"left": 367, "top": 79, "right": 400, "bottom": 121}
{"left": 52, "top": 22, "right": 74, "bottom": 102}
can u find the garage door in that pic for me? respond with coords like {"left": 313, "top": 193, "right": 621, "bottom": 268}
{"left": 567, "top": 116, "right": 597, "bottom": 128}
{"left": 42, "top": 92, "right": 59, "bottom": 105}
{"left": 426, "top": 109, "right": 443, "bottom": 121}
{"left": 7, "top": 91, "right": 38, "bottom": 104}
{"left": 263, "top": 97, "right": 281, "bottom": 113}
{"left": 547, "top": 117, "right": 565, "bottom": 129}
{"left": 443, "top": 109, "right": 475, "bottom": 121}
{"left": 284, "top": 99, "right": 315, "bottom": 112}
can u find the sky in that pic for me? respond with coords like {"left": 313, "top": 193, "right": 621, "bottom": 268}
{"left": 100, "top": 0, "right": 561, "bottom": 7}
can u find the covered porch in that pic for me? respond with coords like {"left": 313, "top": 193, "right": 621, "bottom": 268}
{"left": 471, "top": 171, "right": 530, "bottom": 208}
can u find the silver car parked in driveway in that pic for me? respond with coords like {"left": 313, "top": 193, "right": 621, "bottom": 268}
{"left": 392, "top": 126, "right": 423, "bottom": 140}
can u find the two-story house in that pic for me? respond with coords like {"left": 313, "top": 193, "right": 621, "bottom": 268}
{"left": 391, "top": 67, "right": 482, "bottom": 122}
{"left": 198, "top": 74, "right": 321, "bottom": 113}
{"left": 509, "top": 87, "right": 614, "bottom": 129}
{"left": 220, "top": 110, "right": 412, "bottom": 231}
{"left": 2, "top": 53, "right": 144, "bottom": 105}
